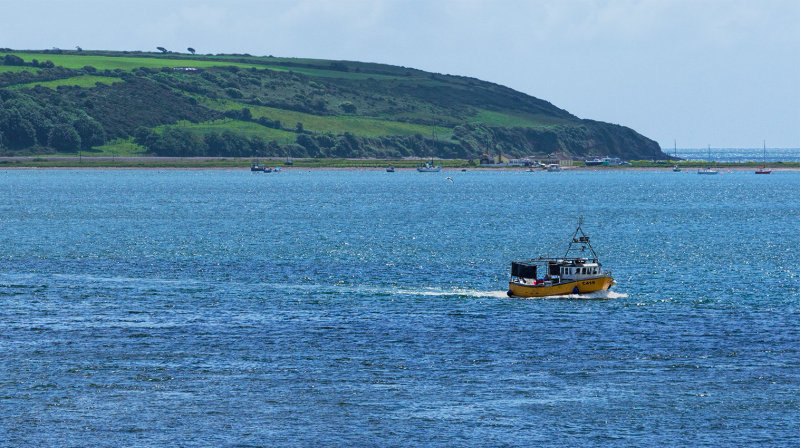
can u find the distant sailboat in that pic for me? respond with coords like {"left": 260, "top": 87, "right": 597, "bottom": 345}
{"left": 698, "top": 145, "right": 719, "bottom": 175}
{"left": 755, "top": 141, "right": 771, "bottom": 174}
{"left": 672, "top": 140, "right": 681, "bottom": 172}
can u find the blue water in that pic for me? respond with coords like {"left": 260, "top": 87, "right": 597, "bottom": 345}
{"left": 1, "top": 169, "right": 798, "bottom": 446}
{"left": 671, "top": 147, "right": 800, "bottom": 163}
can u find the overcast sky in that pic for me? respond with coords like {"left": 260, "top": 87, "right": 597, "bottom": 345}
{"left": 2, "top": 0, "right": 798, "bottom": 148}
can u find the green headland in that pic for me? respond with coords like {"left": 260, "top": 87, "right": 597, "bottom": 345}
{"left": 1, "top": 48, "right": 672, "bottom": 166}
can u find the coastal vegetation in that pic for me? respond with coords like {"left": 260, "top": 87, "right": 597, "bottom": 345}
{"left": 0, "top": 49, "right": 667, "bottom": 160}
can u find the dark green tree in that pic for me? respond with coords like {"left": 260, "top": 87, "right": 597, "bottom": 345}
{"left": 47, "top": 124, "right": 81, "bottom": 152}
{"left": 204, "top": 132, "right": 229, "bottom": 156}
{"left": 3, "top": 54, "right": 24, "bottom": 66}
{"left": 187, "top": 47, "right": 195, "bottom": 55}
{"left": 0, "top": 108, "right": 38, "bottom": 149}
{"left": 133, "top": 127, "right": 158, "bottom": 148}
{"left": 73, "top": 114, "right": 106, "bottom": 149}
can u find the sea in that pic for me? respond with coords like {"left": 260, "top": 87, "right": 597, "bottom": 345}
{"left": 1, "top": 168, "right": 798, "bottom": 447}
{"left": 671, "top": 147, "right": 800, "bottom": 163}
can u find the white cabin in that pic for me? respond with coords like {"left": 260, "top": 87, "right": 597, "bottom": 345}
{"left": 560, "top": 262, "right": 602, "bottom": 280}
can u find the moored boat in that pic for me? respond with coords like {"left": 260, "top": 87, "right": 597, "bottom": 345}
{"left": 386, "top": 164, "right": 395, "bottom": 172}
{"left": 698, "top": 145, "right": 719, "bottom": 174}
{"left": 755, "top": 141, "right": 771, "bottom": 174}
{"left": 672, "top": 141, "right": 681, "bottom": 171}
{"left": 417, "top": 161, "right": 441, "bottom": 172}
{"left": 507, "top": 219, "right": 614, "bottom": 298}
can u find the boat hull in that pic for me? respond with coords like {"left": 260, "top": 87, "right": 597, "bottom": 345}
{"left": 508, "top": 276, "right": 613, "bottom": 298}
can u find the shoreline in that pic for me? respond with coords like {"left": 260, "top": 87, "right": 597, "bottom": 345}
{"left": 3, "top": 165, "right": 800, "bottom": 172}
{"left": 2, "top": 156, "right": 799, "bottom": 171}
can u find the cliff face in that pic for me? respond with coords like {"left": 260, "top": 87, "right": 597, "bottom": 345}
{"left": 0, "top": 50, "right": 667, "bottom": 160}
{"left": 466, "top": 121, "right": 662, "bottom": 159}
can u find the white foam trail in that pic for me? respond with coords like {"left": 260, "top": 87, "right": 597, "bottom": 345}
{"left": 264, "top": 282, "right": 625, "bottom": 300}
{"left": 394, "top": 288, "right": 509, "bottom": 298}
{"left": 516, "top": 290, "right": 628, "bottom": 300}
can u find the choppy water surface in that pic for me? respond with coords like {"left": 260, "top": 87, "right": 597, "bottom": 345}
{"left": 673, "top": 147, "right": 800, "bottom": 163}
{"left": 1, "top": 169, "right": 798, "bottom": 446}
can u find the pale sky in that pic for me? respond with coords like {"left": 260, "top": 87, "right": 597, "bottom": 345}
{"left": 2, "top": 0, "right": 799, "bottom": 149}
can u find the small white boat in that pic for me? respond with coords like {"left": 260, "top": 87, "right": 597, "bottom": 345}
{"left": 546, "top": 164, "right": 562, "bottom": 172}
{"left": 672, "top": 140, "right": 681, "bottom": 172}
{"left": 697, "top": 167, "right": 718, "bottom": 175}
{"left": 698, "top": 145, "right": 719, "bottom": 174}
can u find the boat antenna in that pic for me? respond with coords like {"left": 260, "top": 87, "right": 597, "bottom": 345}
{"left": 564, "top": 216, "right": 599, "bottom": 261}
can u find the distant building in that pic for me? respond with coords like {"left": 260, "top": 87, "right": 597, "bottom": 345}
{"left": 508, "top": 158, "right": 532, "bottom": 166}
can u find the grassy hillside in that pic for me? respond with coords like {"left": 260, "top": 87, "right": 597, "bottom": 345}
{"left": 0, "top": 49, "right": 666, "bottom": 160}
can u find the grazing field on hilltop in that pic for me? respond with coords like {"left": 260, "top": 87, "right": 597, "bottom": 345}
{"left": 9, "top": 75, "right": 123, "bottom": 90}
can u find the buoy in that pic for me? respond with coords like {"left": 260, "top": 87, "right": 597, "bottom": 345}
{"left": 507, "top": 290, "right": 513, "bottom": 297}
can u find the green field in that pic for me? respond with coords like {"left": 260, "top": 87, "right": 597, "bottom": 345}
{"left": 200, "top": 98, "right": 445, "bottom": 138}
{"left": 0, "top": 65, "right": 35, "bottom": 74}
{"left": 471, "top": 109, "right": 571, "bottom": 128}
{"left": 1, "top": 52, "right": 266, "bottom": 71}
{"left": 90, "top": 138, "right": 148, "bottom": 156}
{"left": 157, "top": 119, "right": 298, "bottom": 143}
{"left": 0, "top": 52, "right": 403, "bottom": 80}
{"left": 10, "top": 75, "right": 122, "bottom": 90}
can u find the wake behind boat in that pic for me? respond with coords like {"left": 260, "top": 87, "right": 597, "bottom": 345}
{"left": 507, "top": 219, "right": 614, "bottom": 298}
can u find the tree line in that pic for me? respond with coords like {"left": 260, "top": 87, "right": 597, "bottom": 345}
{"left": 0, "top": 91, "right": 105, "bottom": 153}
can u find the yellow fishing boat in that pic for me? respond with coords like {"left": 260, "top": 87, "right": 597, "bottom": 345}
{"left": 507, "top": 219, "right": 614, "bottom": 298}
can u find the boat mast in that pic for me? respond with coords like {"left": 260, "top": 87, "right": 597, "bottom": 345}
{"left": 564, "top": 217, "right": 600, "bottom": 261}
